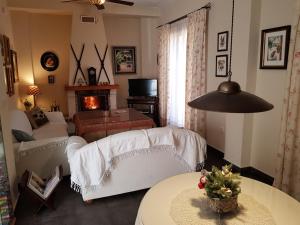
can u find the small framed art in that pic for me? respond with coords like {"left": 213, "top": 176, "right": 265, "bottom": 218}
{"left": 260, "top": 25, "right": 291, "bottom": 69}
{"left": 217, "top": 31, "right": 229, "bottom": 52}
{"left": 216, "top": 55, "right": 228, "bottom": 77}
{"left": 11, "top": 50, "right": 19, "bottom": 82}
{"left": 112, "top": 46, "right": 136, "bottom": 74}
{"left": 48, "top": 75, "right": 55, "bottom": 84}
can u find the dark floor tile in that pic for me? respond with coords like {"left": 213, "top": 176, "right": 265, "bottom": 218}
{"left": 15, "top": 147, "right": 271, "bottom": 225}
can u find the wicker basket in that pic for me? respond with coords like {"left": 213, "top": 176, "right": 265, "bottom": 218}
{"left": 208, "top": 196, "right": 238, "bottom": 213}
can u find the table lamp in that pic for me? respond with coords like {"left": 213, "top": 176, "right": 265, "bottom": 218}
{"left": 27, "top": 85, "right": 40, "bottom": 106}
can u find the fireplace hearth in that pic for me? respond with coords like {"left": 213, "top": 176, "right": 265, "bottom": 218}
{"left": 76, "top": 90, "right": 109, "bottom": 112}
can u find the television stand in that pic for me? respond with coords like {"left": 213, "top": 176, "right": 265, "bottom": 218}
{"left": 127, "top": 96, "right": 159, "bottom": 126}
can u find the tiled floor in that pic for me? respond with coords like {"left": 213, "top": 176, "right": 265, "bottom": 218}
{"left": 15, "top": 147, "right": 271, "bottom": 225}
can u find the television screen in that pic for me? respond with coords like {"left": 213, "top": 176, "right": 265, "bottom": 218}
{"left": 128, "top": 79, "right": 157, "bottom": 97}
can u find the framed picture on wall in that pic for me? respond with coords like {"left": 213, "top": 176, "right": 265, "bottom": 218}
{"left": 217, "top": 31, "right": 229, "bottom": 52}
{"left": 1, "top": 35, "right": 14, "bottom": 96}
{"left": 48, "top": 75, "right": 55, "bottom": 84}
{"left": 10, "top": 50, "right": 19, "bottom": 82}
{"left": 112, "top": 46, "right": 136, "bottom": 74}
{"left": 5, "top": 67, "right": 14, "bottom": 96}
{"left": 0, "top": 35, "right": 11, "bottom": 66}
{"left": 260, "top": 25, "right": 291, "bottom": 69}
{"left": 216, "top": 55, "right": 228, "bottom": 77}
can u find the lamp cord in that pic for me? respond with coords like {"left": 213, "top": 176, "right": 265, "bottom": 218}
{"left": 228, "top": 0, "right": 235, "bottom": 81}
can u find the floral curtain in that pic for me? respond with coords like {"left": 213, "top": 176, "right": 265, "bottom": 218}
{"left": 274, "top": 7, "right": 300, "bottom": 201}
{"left": 158, "top": 25, "right": 171, "bottom": 127}
{"left": 185, "top": 9, "right": 208, "bottom": 137}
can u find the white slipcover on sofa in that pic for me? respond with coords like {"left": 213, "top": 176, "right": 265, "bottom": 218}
{"left": 66, "top": 127, "right": 207, "bottom": 201}
{"left": 11, "top": 110, "right": 69, "bottom": 178}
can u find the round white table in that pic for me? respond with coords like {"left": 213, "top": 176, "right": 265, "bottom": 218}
{"left": 135, "top": 173, "right": 300, "bottom": 225}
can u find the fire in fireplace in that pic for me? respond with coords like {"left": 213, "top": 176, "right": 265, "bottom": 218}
{"left": 83, "top": 96, "right": 100, "bottom": 110}
{"left": 76, "top": 90, "right": 109, "bottom": 112}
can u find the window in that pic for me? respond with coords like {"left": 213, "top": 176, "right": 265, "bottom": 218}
{"left": 167, "top": 19, "right": 187, "bottom": 127}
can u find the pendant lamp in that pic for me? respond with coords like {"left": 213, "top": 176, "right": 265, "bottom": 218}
{"left": 188, "top": 0, "right": 274, "bottom": 113}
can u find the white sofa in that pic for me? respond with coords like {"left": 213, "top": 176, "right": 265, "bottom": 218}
{"left": 66, "top": 127, "right": 207, "bottom": 202}
{"left": 11, "top": 110, "right": 70, "bottom": 178}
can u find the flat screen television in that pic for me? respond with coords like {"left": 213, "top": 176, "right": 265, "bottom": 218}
{"left": 128, "top": 79, "right": 158, "bottom": 97}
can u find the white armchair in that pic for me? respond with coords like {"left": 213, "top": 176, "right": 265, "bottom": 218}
{"left": 11, "top": 110, "right": 70, "bottom": 178}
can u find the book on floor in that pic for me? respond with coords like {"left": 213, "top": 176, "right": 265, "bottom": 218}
{"left": 27, "top": 166, "right": 61, "bottom": 200}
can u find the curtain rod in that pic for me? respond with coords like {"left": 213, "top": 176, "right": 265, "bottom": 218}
{"left": 156, "top": 2, "right": 211, "bottom": 28}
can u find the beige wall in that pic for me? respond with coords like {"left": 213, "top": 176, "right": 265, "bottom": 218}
{"left": 159, "top": 0, "right": 298, "bottom": 176}
{"left": 0, "top": 0, "right": 18, "bottom": 208}
{"left": 11, "top": 11, "right": 72, "bottom": 115}
{"left": 103, "top": 15, "right": 158, "bottom": 108}
{"left": 104, "top": 16, "right": 142, "bottom": 108}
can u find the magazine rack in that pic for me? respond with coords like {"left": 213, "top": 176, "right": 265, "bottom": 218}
{"left": 18, "top": 166, "right": 63, "bottom": 214}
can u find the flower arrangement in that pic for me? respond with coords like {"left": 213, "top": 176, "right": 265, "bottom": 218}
{"left": 198, "top": 165, "right": 241, "bottom": 213}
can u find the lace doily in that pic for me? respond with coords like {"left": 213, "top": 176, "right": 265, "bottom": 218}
{"left": 170, "top": 188, "right": 276, "bottom": 225}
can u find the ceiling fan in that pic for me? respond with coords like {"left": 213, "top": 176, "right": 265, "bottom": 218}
{"left": 61, "top": 0, "right": 134, "bottom": 10}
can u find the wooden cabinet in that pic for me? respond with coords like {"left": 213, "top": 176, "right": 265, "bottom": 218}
{"left": 127, "top": 97, "right": 159, "bottom": 126}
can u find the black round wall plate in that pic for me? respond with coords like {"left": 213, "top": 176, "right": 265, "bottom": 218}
{"left": 40, "top": 51, "right": 59, "bottom": 72}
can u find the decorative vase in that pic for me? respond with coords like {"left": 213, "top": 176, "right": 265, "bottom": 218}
{"left": 25, "top": 105, "right": 31, "bottom": 111}
{"left": 208, "top": 196, "right": 238, "bottom": 213}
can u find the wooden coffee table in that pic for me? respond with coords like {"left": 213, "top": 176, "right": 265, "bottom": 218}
{"left": 74, "top": 108, "right": 155, "bottom": 137}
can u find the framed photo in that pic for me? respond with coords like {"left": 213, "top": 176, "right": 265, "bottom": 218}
{"left": 48, "top": 75, "right": 55, "bottom": 84}
{"left": 0, "top": 35, "right": 11, "bottom": 66}
{"left": 10, "top": 50, "right": 19, "bottom": 82}
{"left": 1, "top": 35, "right": 14, "bottom": 96}
{"left": 216, "top": 55, "right": 228, "bottom": 77}
{"left": 112, "top": 46, "right": 136, "bottom": 74}
{"left": 5, "top": 67, "right": 14, "bottom": 96}
{"left": 217, "top": 31, "right": 229, "bottom": 52}
{"left": 40, "top": 51, "right": 59, "bottom": 71}
{"left": 260, "top": 25, "right": 291, "bottom": 69}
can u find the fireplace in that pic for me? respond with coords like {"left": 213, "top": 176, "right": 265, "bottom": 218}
{"left": 76, "top": 90, "right": 109, "bottom": 112}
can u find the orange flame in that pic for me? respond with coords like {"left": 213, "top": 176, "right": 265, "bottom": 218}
{"left": 83, "top": 96, "right": 100, "bottom": 110}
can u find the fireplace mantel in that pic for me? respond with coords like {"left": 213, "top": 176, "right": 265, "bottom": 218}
{"left": 65, "top": 84, "right": 119, "bottom": 91}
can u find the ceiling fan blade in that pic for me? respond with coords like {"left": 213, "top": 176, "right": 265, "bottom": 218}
{"left": 95, "top": 3, "right": 105, "bottom": 10}
{"left": 106, "top": 0, "right": 134, "bottom": 6}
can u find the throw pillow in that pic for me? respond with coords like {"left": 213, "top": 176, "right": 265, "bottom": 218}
{"left": 12, "top": 129, "right": 35, "bottom": 142}
{"left": 25, "top": 107, "right": 49, "bottom": 129}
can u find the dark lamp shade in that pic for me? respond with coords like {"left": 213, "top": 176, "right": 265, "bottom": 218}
{"left": 188, "top": 81, "right": 274, "bottom": 113}
{"left": 27, "top": 85, "right": 40, "bottom": 96}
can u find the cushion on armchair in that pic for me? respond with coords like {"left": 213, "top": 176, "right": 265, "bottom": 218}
{"left": 12, "top": 129, "right": 35, "bottom": 142}
{"left": 25, "top": 107, "right": 49, "bottom": 129}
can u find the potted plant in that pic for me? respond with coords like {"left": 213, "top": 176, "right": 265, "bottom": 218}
{"left": 23, "top": 99, "right": 32, "bottom": 111}
{"left": 198, "top": 165, "right": 241, "bottom": 213}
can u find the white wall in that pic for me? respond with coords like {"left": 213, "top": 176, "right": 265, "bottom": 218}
{"left": 67, "top": 9, "right": 118, "bottom": 116}
{"left": 159, "top": 0, "right": 298, "bottom": 176}
{"left": 0, "top": 0, "right": 18, "bottom": 208}
{"left": 251, "top": 0, "right": 297, "bottom": 176}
